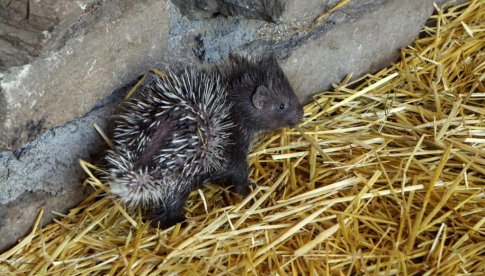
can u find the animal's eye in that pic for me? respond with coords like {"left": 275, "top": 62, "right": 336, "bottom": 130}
{"left": 279, "top": 103, "right": 285, "bottom": 110}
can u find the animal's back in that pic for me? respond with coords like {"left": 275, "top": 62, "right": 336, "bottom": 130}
{"left": 105, "top": 69, "right": 234, "bottom": 207}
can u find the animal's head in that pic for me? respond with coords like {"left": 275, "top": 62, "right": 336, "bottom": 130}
{"left": 224, "top": 55, "right": 303, "bottom": 132}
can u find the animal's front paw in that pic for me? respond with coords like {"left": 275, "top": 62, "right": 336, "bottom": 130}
{"left": 148, "top": 210, "right": 186, "bottom": 229}
{"left": 231, "top": 181, "right": 257, "bottom": 197}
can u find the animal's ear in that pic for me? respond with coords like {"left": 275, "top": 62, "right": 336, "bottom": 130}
{"left": 252, "top": 86, "right": 270, "bottom": 109}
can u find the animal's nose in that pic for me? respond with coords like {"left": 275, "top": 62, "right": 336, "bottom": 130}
{"left": 289, "top": 106, "right": 304, "bottom": 127}
{"left": 289, "top": 115, "right": 301, "bottom": 127}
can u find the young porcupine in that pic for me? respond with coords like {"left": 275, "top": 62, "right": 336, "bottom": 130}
{"left": 105, "top": 56, "right": 303, "bottom": 227}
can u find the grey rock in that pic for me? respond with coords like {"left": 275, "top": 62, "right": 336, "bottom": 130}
{"left": 167, "top": 1, "right": 261, "bottom": 66}
{"left": 0, "top": 188, "right": 91, "bottom": 252}
{"left": 0, "top": 0, "right": 92, "bottom": 69}
{"left": 0, "top": 84, "right": 125, "bottom": 252}
{"left": 280, "top": 0, "right": 435, "bottom": 103}
{"left": 279, "top": 0, "right": 342, "bottom": 25}
{"left": 0, "top": 100, "right": 110, "bottom": 206}
{"left": 0, "top": 0, "right": 169, "bottom": 151}
{"left": 171, "top": 0, "right": 284, "bottom": 21}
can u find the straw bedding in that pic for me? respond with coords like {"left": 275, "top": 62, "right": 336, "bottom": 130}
{"left": 1, "top": 0, "right": 484, "bottom": 274}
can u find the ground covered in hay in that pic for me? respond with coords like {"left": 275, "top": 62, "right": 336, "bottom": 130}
{"left": 1, "top": 0, "right": 484, "bottom": 275}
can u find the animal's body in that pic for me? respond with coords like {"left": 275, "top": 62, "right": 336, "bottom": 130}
{"left": 105, "top": 56, "right": 303, "bottom": 227}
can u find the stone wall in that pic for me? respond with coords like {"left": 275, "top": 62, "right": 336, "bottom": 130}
{"left": 0, "top": 0, "right": 457, "bottom": 252}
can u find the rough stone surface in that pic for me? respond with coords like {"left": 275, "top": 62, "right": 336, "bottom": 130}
{"left": 0, "top": 188, "right": 91, "bottom": 252}
{"left": 280, "top": 0, "right": 434, "bottom": 103}
{"left": 0, "top": 85, "right": 125, "bottom": 252}
{"left": 166, "top": 3, "right": 260, "bottom": 66}
{"left": 0, "top": 0, "right": 461, "bottom": 252}
{"left": 0, "top": 0, "right": 91, "bottom": 69}
{"left": 170, "top": 0, "right": 284, "bottom": 21}
{"left": 0, "top": 96, "right": 114, "bottom": 206}
{"left": 0, "top": 0, "right": 169, "bottom": 151}
{"left": 280, "top": 0, "right": 342, "bottom": 24}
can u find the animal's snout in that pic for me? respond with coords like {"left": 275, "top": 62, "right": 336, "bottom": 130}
{"left": 297, "top": 106, "right": 304, "bottom": 119}
{"left": 289, "top": 107, "right": 304, "bottom": 127}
